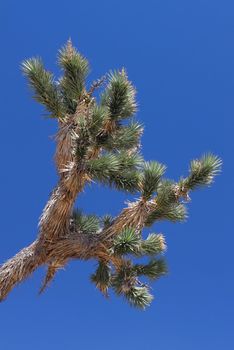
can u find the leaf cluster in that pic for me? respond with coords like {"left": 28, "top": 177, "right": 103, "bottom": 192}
{"left": 22, "top": 58, "right": 64, "bottom": 118}
{"left": 112, "top": 228, "right": 166, "bottom": 257}
{"left": 58, "top": 40, "right": 89, "bottom": 113}
{"left": 101, "top": 70, "right": 137, "bottom": 120}
{"left": 182, "top": 154, "right": 222, "bottom": 190}
{"left": 91, "top": 257, "right": 167, "bottom": 309}
{"left": 86, "top": 152, "right": 143, "bottom": 193}
{"left": 140, "top": 161, "right": 166, "bottom": 200}
{"left": 72, "top": 210, "right": 100, "bottom": 234}
{"left": 91, "top": 228, "right": 167, "bottom": 308}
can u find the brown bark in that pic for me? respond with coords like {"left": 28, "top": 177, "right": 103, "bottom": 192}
{"left": 0, "top": 242, "right": 41, "bottom": 301}
{"left": 38, "top": 173, "right": 85, "bottom": 242}
{"left": 0, "top": 232, "right": 100, "bottom": 301}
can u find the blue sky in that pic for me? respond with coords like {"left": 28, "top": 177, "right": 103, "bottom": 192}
{"left": 0, "top": 0, "right": 233, "bottom": 349}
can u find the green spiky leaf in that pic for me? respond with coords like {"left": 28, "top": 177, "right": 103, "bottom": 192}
{"left": 156, "top": 180, "right": 178, "bottom": 206}
{"left": 124, "top": 286, "right": 153, "bottom": 309}
{"left": 89, "top": 105, "right": 109, "bottom": 137}
{"left": 134, "top": 259, "right": 167, "bottom": 280}
{"left": 72, "top": 210, "right": 100, "bottom": 234}
{"left": 101, "top": 122, "right": 143, "bottom": 151}
{"left": 141, "top": 161, "right": 166, "bottom": 200}
{"left": 108, "top": 170, "right": 141, "bottom": 193}
{"left": 58, "top": 40, "right": 89, "bottom": 113}
{"left": 86, "top": 153, "right": 121, "bottom": 181}
{"left": 140, "top": 233, "right": 166, "bottom": 256}
{"left": 86, "top": 152, "right": 142, "bottom": 193}
{"left": 183, "top": 154, "right": 222, "bottom": 190}
{"left": 113, "top": 228, "right": 141, "bottom": 255}
{"left": 91, "top": 261, "right": 111, "bottom": 295}
{"left": 111, "top": 262, "right": 136, "bottom": 295}
{"left": 22, "top": 58, "right": 64, "bottom": 118}
{"left": 101, "top": 215, "right": 114, "bottom": 228}
{"left": 101, "top": 70, "right": 137, "bottom": 120}
{"left": 145, "top": 203, "right": 187, "bottom": 226}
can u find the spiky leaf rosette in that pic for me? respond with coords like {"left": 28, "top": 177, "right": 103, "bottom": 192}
{"left": 111, "top": 261, "right": 137, "bottom": 295}
{"left": 145, "top": 179, "right": 187, "bottom": 227}
{"left": 89, "top": 105, "right": 109, "bottom": 138}
{"left": 110, "top": 261, "right": 155, "bottom": 309}
{"left": 113, "top": 228, "right": 141, "bottom": 255}
{"left": 134, "top": 259, "right": 167, "bottom": 280}
{"left": 182, "top": 154, "right": 222, "bottom": 190}
{"left": 112, "top": 230, "right": 166, "bottom": 257}
{"left": 101, "top": 70, "right": 137, "bottom": 120}
{"left": 145, "top": 203, "right": 187, "bottom": 227}
{"left": 125, "top": 286, "right": 153, "bottom": 309}
{"left": 140, "top": 233, "right": 166, "bottom": 256}
{"left": 22, "top": 58, "right": 64, "bottom": 118}
{"left": 140, "top": 161, "right": 166, "bottom": 200}
{"left": 72, "top": 210, "right": 100, "bottom": 234}
{"left": 156, "top": 180, "right": 178, "bottom": 206}
{"left": 86, "top": 152, "right": 143, "bottom": 193}
{"left": 99, "top": 122, "right": 143, "bottom": 151}
{"left": 58, "top": 39, "right": 89, "bottom": 113}
{"left": 91, "top": 262, "right": 111, "bottom": 295}
{"left": 101, "top": 215, "right": 114, "bottom": 229}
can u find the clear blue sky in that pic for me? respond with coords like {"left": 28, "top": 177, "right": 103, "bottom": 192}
{"left": 0, "top": 0, "right": 233, "bottom": 349}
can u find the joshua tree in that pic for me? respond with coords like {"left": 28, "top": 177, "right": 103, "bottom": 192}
{"left": 0, "top": 40, "right": 221, "bottom": 308}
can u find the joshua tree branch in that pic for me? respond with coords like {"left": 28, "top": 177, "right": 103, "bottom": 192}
{"left": 0, "top": 41, "right": 221, "bottom": 308}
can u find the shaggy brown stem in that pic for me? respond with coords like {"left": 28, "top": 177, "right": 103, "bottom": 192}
{"left": 0, "top": 241, "right": 42, "bottom": 301}
{"left": 38, "top": 173, "right": 85, "bottom": 242}
{"left": 0, "top": 232, "right": 101, "bottom": 301}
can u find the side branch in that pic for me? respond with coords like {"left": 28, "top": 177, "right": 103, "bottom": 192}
{"left": 103, "top": 199, "right": 157, "bottom": 241}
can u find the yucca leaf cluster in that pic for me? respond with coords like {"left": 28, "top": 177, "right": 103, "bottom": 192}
{"left": 91, "top": 226, "right": 167, "bottom": 308}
